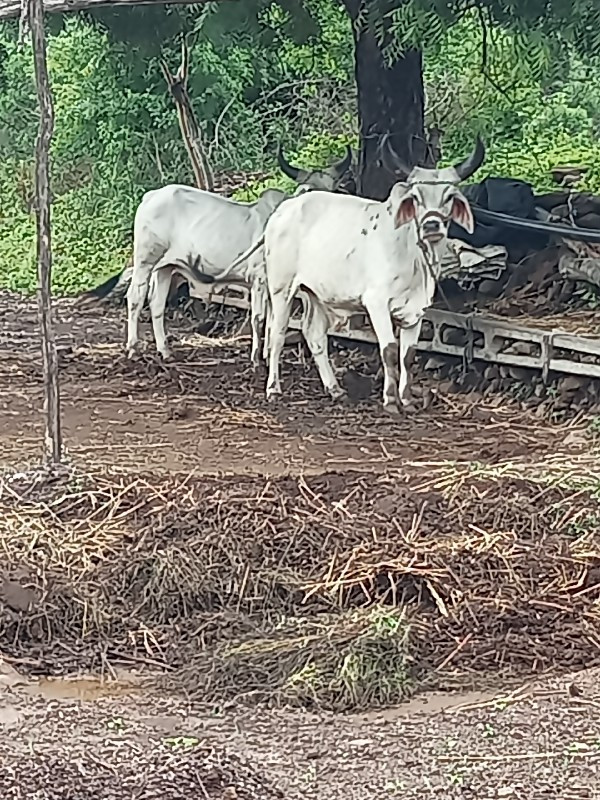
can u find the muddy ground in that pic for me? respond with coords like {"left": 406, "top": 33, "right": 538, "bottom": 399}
{"left": 1, "top": 291, "right": 599, "bottom": 798}
{"left": 1, "top": 664, "right": 600, "bottom": 799}
{"left": 0, "top": 291, "right": 594, "bottom": 473}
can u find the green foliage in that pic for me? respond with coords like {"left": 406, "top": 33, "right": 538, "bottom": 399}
{"left": 233, "top": 131, "right": 358, "bottom": 201}
{"left": 2, "top": 1, "right": 600, "bottom": 296}
{"left": 423, "top": 14, "right": 600, "bottom": 191}
{"left": 386, "top": 0, "right": 600, "bottom": 79}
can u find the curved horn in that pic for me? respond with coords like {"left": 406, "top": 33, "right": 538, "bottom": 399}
{"left": 331, "top": 145, "right": 353, "bottom": 177}
{"left": 277, "top": 143, "right": 301, "bottom": 181}
{"left": 379, "top": 134, "right": 412, "bottom": 181}
{"left": 453, "top": 136, "right": 486, "bottom": 181}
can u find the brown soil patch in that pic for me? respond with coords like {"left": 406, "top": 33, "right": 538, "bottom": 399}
{"left": 0, "top": 667, "right": 599, "bottom": 799}
{"left": 0, "top": 290, "right": 593, "bottom": 477}
{"left": 1, "top": 291, "right": 600, "bottom": 797}
{"left": 0, "top": 727, "right": 285, "bottom": 800}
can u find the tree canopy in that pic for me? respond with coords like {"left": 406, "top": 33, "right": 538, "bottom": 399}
{"left": 0, "top": 0, "right": 599, "bottom": 290}
{"left": 0, "top": 0, "right": 217, "bottom": 21}
{"left": 65, "top": 0, "right": 600, "bottom": 194}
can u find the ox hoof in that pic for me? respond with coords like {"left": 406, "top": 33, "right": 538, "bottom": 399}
{"left": 401, "top": 393, "right": 418, "bottom": 413}
{"left": 266, "top": 387, "right": 281, "bottom": 403}
{"left": 327, "top": 385, "right": 345, "bottom": 400}
{"left": 126, "top": 347, "right": 138, "bottom": 360}
{"left": 159, "top": 350, "right": 173, "bottom": 362}
{"left": 383, "top": 402, "right": 401, "bottom": 416}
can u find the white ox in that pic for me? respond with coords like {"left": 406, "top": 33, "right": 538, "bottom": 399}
{"left": 125, "top": 146, "right": 352, "bottom": 365}
{"left": 261, "top": 137, "right": 486, "bottom": 414}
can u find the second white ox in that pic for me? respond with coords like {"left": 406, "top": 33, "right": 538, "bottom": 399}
{"left": 261, "top": 137, "right": 486, "bottom": 413}
{"left": 125, "top": 146, "right": 352, "bottom": 365}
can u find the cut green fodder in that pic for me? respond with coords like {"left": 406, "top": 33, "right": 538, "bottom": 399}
{"left": 178, "top": 607, "right": 414, "bottom": 711}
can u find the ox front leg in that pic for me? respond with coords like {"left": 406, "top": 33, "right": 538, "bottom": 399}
{"left": 398, "top": 319, "right": 423, "bottom": 408}
{"left": 365, "top": 301, "right": 401, "bottom": 414}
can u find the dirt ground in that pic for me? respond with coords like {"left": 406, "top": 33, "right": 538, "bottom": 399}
{"left": 0, "top": 291, "right": 594, "bottom": 474}
{"left": 1, "top": 290, "right": 600, "bottom": 798}
{"left": 1, "top": 665, "right": 600, "bottom": 799}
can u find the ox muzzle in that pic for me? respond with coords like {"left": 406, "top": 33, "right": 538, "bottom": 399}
{"left": 419, "top": 211, "right": 448, "bottom": 244}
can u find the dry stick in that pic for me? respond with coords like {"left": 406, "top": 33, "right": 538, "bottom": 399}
{"left": 25, "top": 0, "right": 61, "bottom": 464}
{"left": 437, "top": 749, "right": 600, "bottom": 764}
{"left": 446, "top": 684, "right": 532, "bottom": 714}
{"left": 435, "top": 633, "right": 473, "bottom": 672}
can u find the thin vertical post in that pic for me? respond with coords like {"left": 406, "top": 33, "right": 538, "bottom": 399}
{"left": 24, "top": 0, "right": 62, "bottom": 464}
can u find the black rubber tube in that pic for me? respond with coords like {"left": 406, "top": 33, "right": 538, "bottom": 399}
{"left": 473, "top": 206, "right": 600, "bottom": 244}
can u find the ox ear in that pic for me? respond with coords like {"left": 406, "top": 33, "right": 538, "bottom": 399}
{"left": 451, "top": 192, "right": 475, "bottom": 234}
{"left": 390, "top": 183, "right": 414, "bottom": 229}
{"left": 395, "top": 196, "right": 416, "bottom": 228}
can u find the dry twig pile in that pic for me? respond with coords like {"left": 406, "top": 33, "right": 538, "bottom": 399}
{"left": 1, "top": 465, "right": 599, "bottom": 710}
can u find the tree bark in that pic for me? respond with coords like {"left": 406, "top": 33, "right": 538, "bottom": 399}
{"left": 27, "top": 0, "right": 62, "bottom": 464}
{"left": 342, "top": 0, "right": 425, "bottom": 200}
{"left": 160, "top": 42, "right": 214, "bottom": 192}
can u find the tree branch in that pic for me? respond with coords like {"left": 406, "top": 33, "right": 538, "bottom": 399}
{"left": 0, "top": 0, "right": 225, "bottom": 22}
{"left": 160, "top": 42, "right": 213, "bottom": 191}
{"left": 339, "top": 0, "right": 360, "bottom": 21}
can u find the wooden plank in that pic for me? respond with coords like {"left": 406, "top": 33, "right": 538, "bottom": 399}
{"left": 552, "top": 332, "right": 600, "bottom": 357}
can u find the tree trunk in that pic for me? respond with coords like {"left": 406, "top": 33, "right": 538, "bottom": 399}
{"left": 160, "top": 42, "right": 214, "bottom": 192}
{"left": 26, "top": 0, "right": 62, "bottom": 464}
{"left": 342, "top": 0, "right": 425, "bottom": 200}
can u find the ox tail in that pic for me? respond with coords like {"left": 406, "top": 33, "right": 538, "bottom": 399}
{"left": 78, "top": 261, "right": 133, "bottom": 305}
{"left": 87, "top": 272, "right": 122, "bottom": 299}
{"left": 188, "top": 235, "right": 266, "bottom": 285}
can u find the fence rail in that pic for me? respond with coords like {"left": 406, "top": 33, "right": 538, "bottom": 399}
{"left": 188, "top": 282, "right": 600, "bottom": 380}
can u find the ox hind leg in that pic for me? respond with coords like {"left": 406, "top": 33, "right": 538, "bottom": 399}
{"left": 266, "top": 290, "right": 294, "bottom": 401}
{"left": 364, "top": 299, "right": 401, "bottom": 414}
{"left": 126, "top": 244, "right": 167, "bottom": 358}
{"left": 149, "top": 267, "right": 174, "bottom": 360}
{"left": 262, "top": 297, "right": 271, "bottom": 363}
{"left": 301, "top": 294, "right": 343, "bottom": 399}
{"left": 398, "top": 319, "right": 423, "bottom": 407}
{"left": 250, "top": 277, "right": 267, "bottom": 371}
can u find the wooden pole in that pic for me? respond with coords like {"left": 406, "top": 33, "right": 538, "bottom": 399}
{"left": 22, "top": 0, "right": 62, "bottom": 464}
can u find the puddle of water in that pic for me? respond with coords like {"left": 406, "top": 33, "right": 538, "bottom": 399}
{"left": 17, "top": 672, "right": 505, "bottom": 724}
{"left": 349, "top": 689, "right": 500, "bottom": 723}
{"left": 23, "top": 674, "right": 141, "bottom": 702}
